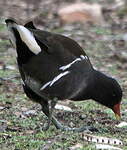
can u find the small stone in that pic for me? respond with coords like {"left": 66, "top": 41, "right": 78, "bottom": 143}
{"left": 96, "top": 144, "right": 122, "bottom": 150}
{"left": 55, "top": 104, "right": 72, "bottom": 112}
{"left": 79, "top": 114, "right": 86, "bottom": 120}
{"left": 116, "top": 122, "right": 127, "bottom": 128}
{"left": 23, "top": 110, "right": 37, "bottom": 116}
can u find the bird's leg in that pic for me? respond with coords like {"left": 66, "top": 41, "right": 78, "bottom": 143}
{"left": 40, "top": 100, "right": 64, "bottom": 130}
{"left": 44, "top": 97, "right": 58, "bottom": 130}
{"left": 40, "top": 100, "right": 50, "bottom": 130}
{"left": 41, "top": 100, "right": 95, "bottom": 132}
{"left": 41, "top": 97, "right": 58, "bottom": 130}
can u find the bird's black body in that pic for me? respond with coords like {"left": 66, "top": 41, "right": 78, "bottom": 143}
{"left": 5, "top": 19, "right": 122, "bottom": 131}
{"left": 11, "top": 23, "right": 93, "bottom": 101}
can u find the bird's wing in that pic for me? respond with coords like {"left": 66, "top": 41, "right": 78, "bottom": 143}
{"left": 29, "top": 29, "right": 92, "bottom": 67}
{"left": 32, "top": 29, "right": 87, "bottom": 56}
{"left": 24, "top": 22, "right": 88, "bottom": 62}
{"left": 20, "top": 25, "right": 92, "bottom": 99}
{"left": 24, "top": 22, "right": 86, "bottom": 57}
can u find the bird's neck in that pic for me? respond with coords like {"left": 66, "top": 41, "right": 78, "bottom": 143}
{"left": 90, "top": 70, "right": 110, "bottom": 106}
{"left": 70, "top": 69, "right": 109, "bottom": 104}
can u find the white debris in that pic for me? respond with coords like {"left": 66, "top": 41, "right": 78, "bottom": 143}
{"left": 6, "top": 65, "right": 16, "bottom": 70}
{"left": 23, "top": 110, "right": 37, "bottom": 116}
{"left": 0, "top": 106, "right": 5, "bottom": 110}
{"left": 83, "top": 134, "right": 123, "bottom": 145}
{"left": 116, "top": 122, "right": 127, "bottom": 128}
{"left": 96, "top": 144, "right": 123, "bottom": 150}
{"left": 0, "top": 65, "right": 16, "bottom": 70}
{"left": 55, "top": 104, "right": 72, "bottom": 112}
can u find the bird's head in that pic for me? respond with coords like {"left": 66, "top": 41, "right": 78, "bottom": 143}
{"left": 92, "top": 70, "right": 122, "bottom": 120}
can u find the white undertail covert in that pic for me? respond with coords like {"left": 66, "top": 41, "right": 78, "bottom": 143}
{"left": 8, "top": 23, "right": 41, "bottom": 54}
{"left": 16, "top": 25, "right": 41, "bottom": 54}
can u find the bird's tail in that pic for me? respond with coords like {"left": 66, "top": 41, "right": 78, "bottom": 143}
{"left": 5, "top": 18, "right": 41, "bottom": 55}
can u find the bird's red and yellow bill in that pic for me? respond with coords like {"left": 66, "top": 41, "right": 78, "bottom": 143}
{"left": 112, "top": 103, "right": 121, "bottom": 120}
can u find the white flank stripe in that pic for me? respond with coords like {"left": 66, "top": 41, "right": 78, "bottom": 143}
{"left": 59, "top": 55, "right": 88, "bottom": 71}
{"left": 59, "top": 58, "right": 81, "bottom": 71}
{"left": 40, "top": 81, "right": 51, "bottom": 90}
{"left": 40, "top": 71, "right": 70, "bottom": 91}
{"left": 80, "top": 55, "right": 88, "bottom": 60}
{"left": 16, "top": 25, "right": 41, "bottom": 54}
{"left": 50, "top": 71, "right": 70, "bottom": 86}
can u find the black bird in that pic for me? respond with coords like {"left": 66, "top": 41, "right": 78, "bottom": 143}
{"left": 5, "top": 19, "right": 122, "bottom": 131}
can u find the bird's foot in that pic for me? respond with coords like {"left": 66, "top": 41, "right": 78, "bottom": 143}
{"left": 57, "top": 125, "right": 97, "bottom": 132}
{"left": 42, "top": 120, "right": 51, "bottom": 131}
{"left": 52, "top": 116, "right": 98, "bottom": 132}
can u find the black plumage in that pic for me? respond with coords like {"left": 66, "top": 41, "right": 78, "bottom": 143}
{"left": 5, "top": 19, "right": 122, "bottom": 131}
